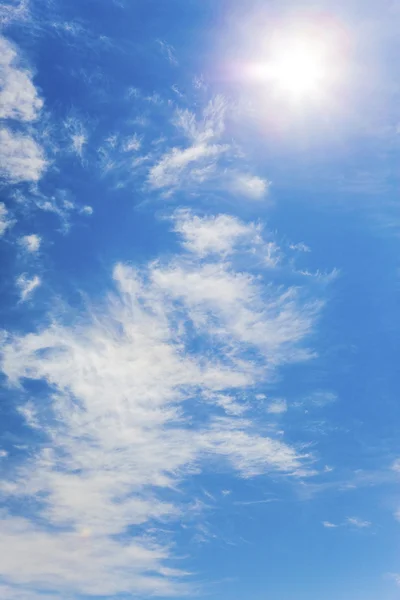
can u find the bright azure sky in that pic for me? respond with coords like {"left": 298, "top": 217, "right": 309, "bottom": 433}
{"left": 1, "top": 1, "right": 400, "bottom": 599}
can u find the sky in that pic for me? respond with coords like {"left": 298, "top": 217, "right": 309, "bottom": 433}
{"left": 1, "top": 0, "right": 400, "bottom": 599}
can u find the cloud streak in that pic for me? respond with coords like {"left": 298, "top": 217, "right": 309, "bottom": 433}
{"left": 147, "top": 96, "right": 269, "bottom": 200}
{"left": 16, "top": 274, "right": 41, "bottom": 302}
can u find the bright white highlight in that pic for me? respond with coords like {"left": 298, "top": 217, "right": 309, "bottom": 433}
{"left": 266, "top": 37, "right": 327, "bottom": 98}
{"left": 246, "top": 25, "right": 342, "bottom": 105}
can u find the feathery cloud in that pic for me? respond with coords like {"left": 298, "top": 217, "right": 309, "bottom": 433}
{"left": 157, "top": 39, "right": 178, "bottom": 66}
{"left": 0, "top": 213, "right": 320, "bottom": 597}
{"left": 147, "top": 97, "right": 271, "bottom": 203}
{"left": 148, "top": 96, "right": 228, "bottom": 192}
{"left": 0, "top": 1, "right": 29, "bottom": 27}
{"left": 64, "top": 116, "right": 88, "bottom": 158}
{"left": 149, "top": 141, "right": 226, "bottom": 190}
{"left": 16, "top": 274, "right": 41, "bottom": 302}
{"left": 346, "top": 517, "right": 371, "bottom": 528}
{"left": 123, "top": 133, "right": 142, "bottom": 152}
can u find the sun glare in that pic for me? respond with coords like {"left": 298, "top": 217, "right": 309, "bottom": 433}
{"left": 266, "top": 39, "right": 326, "bottom": 98}
{"left": 246, "top": 26, "right": 340, "bottom": 104}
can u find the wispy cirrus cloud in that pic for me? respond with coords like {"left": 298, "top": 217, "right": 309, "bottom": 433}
{"left": 0, "top": 212, "right": 321, "bottom": 598}
{"left": 63, "top": 115, "right": 88, "bottom": 158}
{"left": 148, "top": 141, "right": 226, "bottom": 191}
{"left": 0, "top": 1, "right": 29, "bottom": 27}
{"left": 346, "top": 517, "right": 371, "bottom": 528}
{"left": 157, "top": 39, "right": 178, "bottom": 66}
{"left": 15, "top": 273, "right": 41, "bottom": 302}
{"left": 322, "top": 517, "right": 372, "bottom": 530}
{"left": 32, "top": 189, "right": 93, "bottom": 231}
{"left": 148, "top": 96, "right": 269, "bottom": 200}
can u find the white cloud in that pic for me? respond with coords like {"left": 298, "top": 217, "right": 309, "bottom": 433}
{"left": 151, "top": 262, "right": 316, "bottom": 363}
{"left": 388, "top": 573, "right": 400, "bottom": 587}
{"left": 19, "top": 234, "right": 41, "bottom": 253}
{"left": 0, "top": 128, "right": 47, "bottom": 182}
{"left": 0, "top": 1, "right": 29, "bottom": 27}
{"left": 123, "top": 133, "right": 141, "bottom": 152}
{"left": 173, "top": 210, "right": 261, "bottom": 257}
{"left": 392, "top": 458, "right": 400, "bottom": 472}
{"left": 0, "top": 583, "right": 60, "bottom": 600}
{"left": 0, "top": 215, "right": 320, "bottom": 597}
{"left": 173, "top": 210, "right": 280, "bottom": 269}
{"left": 290, "top": 242, "right": 311, "bottom": 253}
{"left": 64, "top": 117, "right": 87, "bottom": 157}
{"left": 80, "top": 205, "right": 93, "bottom": 215}
{"left": 322, "top": 521, "right": 338, "bottom": 528}
{"left": 229, "top": 173, "right": 270, "bottom": 200}
{"left": 346, "top": 517, "right": 371, "bottom": 528}
{"left": 147, "top": 98, "right": 272, "bottom": 203}
{"left": 148, "top": 96, "right": 228, "bottom": 192}
{"left": 0, "top": 38, "right": 46, "bottom": 186}
{"left": 307, "top": 390, "right": 337, "bottom": 406}
{"left": 0, "top": 36, "right": 43, "bottom": 122}
{"left": 149, "top": 142, "right": 226, "bottom": 190}
{"left": 71, "top": 133, "right": 86, "bottom": 156}
{"left": 0, "top": 202, "right": 12, "bottom": 236}
{"left": 211, "top": 393, "right": 246, "bottom": 416}
{"left": 173, "top": 96, "right": 226, "bottom": 143}
{"left": 157, "top": 39, "right": 178, "bottom": 66}
{"left": 16, "top": 274, "right": 41, "bottom": 302}
{"left": 34, "top": 191, "right": 92, "bottom": 230}
{"left": 267, "top": 399, "right": 287, "bottom": 414}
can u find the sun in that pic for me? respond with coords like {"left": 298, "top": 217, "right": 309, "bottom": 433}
{"left": 266, "top": 38, "right": 327, "bottom": 98}
{"left": 246, "top": 27, "right": 337, "bottom": 104}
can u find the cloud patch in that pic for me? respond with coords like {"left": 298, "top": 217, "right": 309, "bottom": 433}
{"left": 229, "top": 172, "right": 270, "bottom": 200}
{"left": 19, "top": 234, "right": 41, "bottom": 253}
{"left": 0, "top": 128, "right": 47, "bottom": 183}
{"left": 0, "top": 202, "right": 12, "bottom": 236}
{"left": 0, "top": 36, "right": 43, "bottom": 122}
{"left": 173, "top": 209, "right": 262, "bottom": 257}
{"left": 267, "top": 399, "right": 287, "bottom": 414}
{"left": 0, "top": 213, "right": 320, "bottom": 597}
{"left": 148, "top": 96, "right": 229, "bottom": 193}
{"left": 16, "top": 273, "right": 41, "bottom": 302}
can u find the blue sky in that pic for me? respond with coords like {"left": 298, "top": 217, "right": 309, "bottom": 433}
{"left": 1, "top": 0, "right": 400, "bottom": 599}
